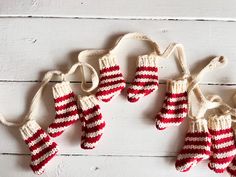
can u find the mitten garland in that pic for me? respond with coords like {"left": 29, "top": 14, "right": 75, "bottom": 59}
{"left": 96, "top": 54, "right": 126, "bottom": 102}
{"left": 20, "top": 120, "right": 58, "bottom": 175}
{"left": 78, "top": 95, "right": 105, "bottom": 149}
{"left": 156, "top": 79, "right": 188, "bottom": 130}
{"left": 208, "top": 114, "right": 236, "bottom": 173}
{"left": 47, "top": 81, "right": 79, "bottom": 137}
{"left": 175, "top": 119, "right": 211, "bottom": 172}
{"left": 127, "top": 54, "right": 159, "bottom": 102}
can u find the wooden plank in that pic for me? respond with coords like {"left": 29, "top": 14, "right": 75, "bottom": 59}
{"left": 0, "top": 82, "right": 235, "bottom": 155}
{"left": 0, "top": 18, "right": 235, "bottom": 84}
{"left": 0, "top": 155, "right": 229, "bottom": 177}
{"left": 0, "top": 0, "right": 236, "bottom": 20}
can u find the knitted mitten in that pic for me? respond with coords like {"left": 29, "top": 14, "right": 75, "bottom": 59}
{"left": 208, "top": 114, "right": 236, "bottom": 173}
{"left": 127, "top": 55, "right": 158, "bottom": 102}
{"left": 20, "top": 120, "right": 58, "bottom": 175}
{"left": 47, "top": 82, "right": 80, "bottom": 137}
{"left": 78, "top": 95, "right": 105, "bottom": 149}
{"left": 156, "top": 79, "right": 188, "bottom": 130}
{"left": 175, "top": 119, "right": 211, "bottom": 172}
{"left": 96, "top": 55, "right": 126, "bottom": 102}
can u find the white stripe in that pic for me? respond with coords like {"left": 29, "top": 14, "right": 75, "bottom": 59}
{"left": 129, "top": 84, "right": 158, "bottom": 91}
{"left": 31, "top": 141, "right": 53, "bottom": 156}
{"left": 28, "top": 133, "right": 47, "bottom": 147}
{"left": 133, "top": 78, "right": 158, "bottom": 83}
{"left": 213, "top": 149, "right": 236, "bottom": 159}
{"left": 136, "top": 71, "right": 157, "bottom": 76}
{"left": 97, "top": 82, "right": 125, "bottom": 91}
{"left": 163, "top": 104, "right": 188, "bottom": 110}
{"left": 177, "top": 153, "right": 209, "bottom": 160}
{"left": 97, "top": 91, "right": 121, "bottom": 100}
{"left": 54, "top": 114, "right": 79, "bottom": 124}
{"left": 183, "top": 145, "right": 211, "bottom": 151}
{"left": 159, "top": 113, "right": 187, "bottom": 119}
{"left": 213, "top": 140, "right": 235, "bottom": 149}
{"left": 56, "top": 105, "right": 78, "bottom": 114}
{"left": 31, "top": 148, "right": 58, "bottom": 166}
{"left": 85, "top": 130, "right": 104, "bottom": 138}
{"left": 100, "top": 76, "right": 124, "bottom": 84}
{"left": 55, "top": 97, "right": 75, "bottom": 107}
{"left": 185, "top": 137, "right": 211, "bottom": 142}
{"left": 167, "top": 96, "right": 187, "bottom": 102}
{"left": 48, "top": 126, "right": 66, "bottom": 134}
{"left": 213, "top": 132, "right": 233, "bottom": 140}
{"left": 82, "top": 141, "right": 96, "bottom": 148}
{"left": 209, "top": 162, "right": 232, "bottom": 170}
{"left": 100, "top": 70, "right": 121, "bottom": 77}
{"left": 84, "top": 111, "right": 101, "bottom": 120}
{"left": 86, "top": 119, "right": 105, "bottom": 128}
{"left": 157, "top": 122, "right": 182, "bottom": 129}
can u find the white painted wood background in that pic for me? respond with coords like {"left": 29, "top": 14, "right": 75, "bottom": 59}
{"left": 0, "top": 1, "right": 236, "bottom": 176}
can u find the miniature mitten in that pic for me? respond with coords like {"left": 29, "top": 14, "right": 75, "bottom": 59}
{"left": 47, "top": 81, "right": 80, "bottom": 137}
{"left": 78, "top": 95, "right": 105, "bottom": 149}
{"left": 208, "top": 114, "right": 236, "bottom": 173}
{"left": 96, "top": 55, "right": 126, "bottom": 102}
{"left": 127, "top": 55, "right": 158, "bottom": 102}
{"left": 156, "top": 79, "right": 188, "bottom": 130}
{"left": 175, "top": 119, "right": 211, "bottom": 172}
{"left": 20, "top": 120, "right": 58, "bottom": 175}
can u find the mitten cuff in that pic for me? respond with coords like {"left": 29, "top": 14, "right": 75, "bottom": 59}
{"left": 53, "top": 81, "right": 73, "bottom": 99}
{"left": 20, "top": 120, "right": 41, "bottom": 140}
{"left": 208, "top": 114, "right": 232, "bottom": 130}
{"left": 138, "top": 55, "right": 158, "bottom": 67}
{"left": 99, "top": 55, "right": 117, "bottom": 69}
{"left": 189, "top": 119, "right": 208, "bottom": 133}
{"left": 167, "top": 79, "right": 187, "bottom": 94}
{"left": 79, "top": 95, "right": 99, "bottom": 110}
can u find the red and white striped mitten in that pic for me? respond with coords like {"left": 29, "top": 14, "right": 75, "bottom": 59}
{"left": 47, "top": 81, "right": 80, "bottom": 137}
{"left": 155, "top": 79, "right": 188, "bottom": 130}
{"left": 78, "top": 95, "right": 105, "bottom": 149}
{"left": 20, "top": 120, "right": 58, "bottom": 175}
{"left": 208, "top": 114, "right": 236, "bottom": 173}
{"left": 175, "top": 119, "right": 211, "bottom": 172}
{"left": 127, "top": 55, "right": 158, "bottom": 102}
{"left": 96, "top": 55, "right": 126, "bottom": 102}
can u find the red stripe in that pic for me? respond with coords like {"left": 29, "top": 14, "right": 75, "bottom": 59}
{"left": 25, "top": 129, "right": 44, "bottom": 144}
{"left": 212, "top": 136, "right": 234, "bottom": 145}
{"left": 82, "top": 134, "right": 103, "bottom": 145}
{"left": 100, "top": 65, "right": 120, "bottom": 74}
{"left": 164, "top": 100, "right": 188, "bottom": 106}
{"left": 96, "top": 86, "right": 125, "bottom": 96}
{"left": 211, "top": 144, "right": 236, "bottom": 153}
{"left": 100, "top": 73, "right": 123, "bottom": 81}
{"left": 48, "top": 131, "right": 63, "bottom": 138}
{"left": 85, "top": 122, "right": 106, "bottom": 133}
{"left": 134, "top": 74, "right": 158, "bottom": 80}
{"left": 209, "top": 128, "right": 233, "bottom": 135}
{"left": 48, "top": 119, "right": 78, "bottom": 129}
{"left": 136, "top": 66, "right": 158, "bottom": 72}
{"left": 30, "top": 146, "right": 58, "bottom": 174}
{"left": 54, "top": 92, "right": 74, "bottom": 102}
{"left": 99, "top": 97, "right": 112, "bottom": 102}
{"left": 129, "top": 81, "right": 158, "bottom": 87}
{"left": 82, "top": 105, "right": 100, "bottom": 115}
{"left": 55, "top": 109, "right": 79, "bottom": 119}
{"left": 210, "top": 155, "right": 234, "bottom": 164}
{"left": 157, "top": 117, "right": 184, "bottom": 124}
{"left": 98, "top": 79, "right": 125, "bottom": 88}
{"left": 31, "top": 142, "right": 58, "bottom": 161}
{"left": 86, "top": 114, "right": 103, "bottom": 124}
{"left": 127, "top": 97, "right": 139, "bottom": 103}
{"left": 28, "top": 136, "right": 51, "bottom": 151}
{"left": 166, "top": 92, "right": 187, "bottom": 98}
{"left": 227, "top": 166, "right": 236, "bottom": 175}
{"left": 55, "top": 101, "right": 77, "bottom": 111}
{"left": 127, "top": 88, "right": 155, "bottom": 95}
{"left": 160, "top": 108, "right": 188, "bottom": 114}
{"left": 185, "top": 132, "right": 211, "bottom": 138}
{"left": 208, "top": 164, "right": 225, "bottom": 173}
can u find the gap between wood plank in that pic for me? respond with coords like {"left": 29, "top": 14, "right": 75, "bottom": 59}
{"left": 1, "top": 15, "right": 236, "bottom": 23}
{"left": 0, "top": 152, "right": 176, "bottom": 158}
